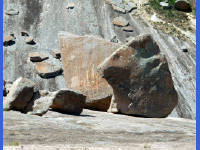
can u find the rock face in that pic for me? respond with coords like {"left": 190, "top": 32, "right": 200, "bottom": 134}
{"left": 3, "top": 77, "right": 35, "bottom": 111}
{"left": 59, "top": 33, "right": 121, "bottom": 111}
{"left": 112, "top": 16, "right": 129, "bottom": 27}
{"left": 50, "top": 89, "right": 86, "bottom": 115}
{"left": 175, "top": 0, "right": 191, "bottom": 12}
{"left": 98, "top": 34, "right": 178, "bottom": 117}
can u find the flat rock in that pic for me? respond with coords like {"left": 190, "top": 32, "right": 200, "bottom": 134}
{"left": 3, "top": 77, "right": 35, "bottom": 111}
{"left": 112, "top": 16, "right": 129, "bottom": 27}
{"left": 3, "top": 110, "right": 196, "bottom": 149}
{"left": 66, "top": 3, "right": 75, "bottom": 9}
{"left": 4, "top": 9, "right": 19, "bottom": 15}
{"left": 122, "top": 26, "right": 133, "bottom": 32}
{"left": 59, "top": 33, "right": 121, "bottom": 111}
{"left": 35, "top": 60, "right": 63, "bottom": 79}
{"left": 98, "top": 34, "right": 178, "bottom": 118}
{"left": 29, "top": 52, "right": 49, "bottom": 62}
{"left": 50, "top": 89, "right": 86, "bottom": 115}
{"left": 112, "top": 4, "right": 126, "bottom": 13}
{"left": 52, "top": 50, "right": 61, "bottom": 59}
{"left": 175, "top": 0, "right": 191, "bottom": 12}
{"left": 3, "top": 35, "right": 15, "bottom": 46}
{"left": 25, "top": 36, "right": 35, "bottom": 44}
{"left": 160, "top": 2, "right": 171, "bottom": 9}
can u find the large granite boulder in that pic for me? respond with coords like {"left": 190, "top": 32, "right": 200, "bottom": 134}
{"left": 98, "top": 34, "right": 178, "bottom": 118}
{"left": 50, "top": 89, "right": 86, "bottom": 115}
{"left": 59, "top": 33, "right": 121, "bottom": 111}
{"left": 3, "top": 77, "right": 35, "bottom": 111}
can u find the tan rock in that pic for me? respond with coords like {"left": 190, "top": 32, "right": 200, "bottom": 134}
{"left": 122, "top": 26, "right": 133, "bottom": 32}
{"left": 112, "top": 16, "right": 129, "bottom": 27}
{"left": 59, "top": 33, "right": 121, "bottom": 111}
{"left": 35, "top": 61, "right": 63, "bottom": 79}
{"left": 3, "top": 35, "right": 15, "bottom": 46}
{"left": 112, "top": 4, "right": 126, "bottom": 13}
{"left": 98, "top": 34, "right": 178, "bottom": 117}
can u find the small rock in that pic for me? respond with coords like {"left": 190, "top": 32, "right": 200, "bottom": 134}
{"left": 112, "top": 4, "right": 126, "bottom": 13}
{"left": 160, "top": 2, "right": 171, "bottom": 9}
{"left": 29, "top": 52, "right": 49, "bottom": 62}
{"left": 181, "top": 45, "right": 188, "bottom": 52}
{"left": 25, "top": 91, "right": 54, "bottom": 116}
{"left": 25, "top": 36, "right": 35, "bottom": 45}
{"left": 35, "top": 61, "right": 63, "bottom": 78}
{"left": 122, "top": 26, "right": 133, "bottom": 32}
{"left": 110, "top": 36, "right": 119, "bottom": 43}
{"left": 50, "top": 89, "right": 86, "bottom": 115}
{"left": 66, "top": 3, "right": 75, "bottom": 9}
{"left": 52, "top": 50, "right": 61, "bottom": 59}
{"left": 21, "top": 31, "right": 29, "bottom": 36}
{"left": 175, "top": 0, "right": 192, "bottom": 12}
{"left": 3, "top": 77, "right": 35, "bottom": 111}
{"left": 3, "top": 80, "right": 7, "bottom": 96}
{"left": 112, "top": 16, "right": 129, "bottom": 27}
{"left": 3, "top": 34, "right": 15, "bottom": 46}
{"left": 124, "top": 2, "right": 137, "bottom": 12}
{"left": 4, "top": 9, "right": 19, "bottom": 15}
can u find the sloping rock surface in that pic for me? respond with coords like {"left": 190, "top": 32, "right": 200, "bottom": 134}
{"left": 3, "top": 0, "right": 196, "bottom": 119}
{"left": 3, "top": 110, "right": 196, "bottom": 149}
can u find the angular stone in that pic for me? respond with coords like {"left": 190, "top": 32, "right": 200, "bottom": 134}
{"left": 126, "top": 36, "right": 134, "bottom": 42}
{"left": 175, "top": 0, "right": 191, "bottom": 12}
{"left": 3, "top": 35, "right": 15, "bottom": 46}
{"left": 59, "top": 33, "right": 121, "bottom": 111}
{"left": 35, "top": 60, "right": 63, "bottom": 79}
{"left": 110, "top": 36, "right": 119, "bottom": 43}
{"left": 50, "top": 89, "right": 86, "bottom": 115}
{"left": 122, "top": 26, "right": 133, "bottom": 32}
{"left": 112, "top": 4, "right": 126, "bottom": 13}
{"left": 124, "top": 2, "right": 137, "bottom": 12}
{"left": 66, "top": 3, "right": 75, "bottom": 9}
{"left": 52, "top": 50, "right": 61, "bottom": 59}
{"left": 85, "top": 96, "right": 112, "bottom": 112}
{"left": 25, "top": 90, "right": 54, "bottom": 116}
{"left": 25, "top": 36, "right": 35, "bottom": 44}
{"left": 112, "top": 16, "right": 129, "bottom": 27}
{"left": 29, "top": 52, "right": 49, "bottom": 62}
{"left": 98, "top": 34, "right": 178, "bottom": 118}
{"left": 4, "top": 9, "right": 19, "bottom": 15}
{"left": 3, "top": 77, "right": 35, "bottom": 111}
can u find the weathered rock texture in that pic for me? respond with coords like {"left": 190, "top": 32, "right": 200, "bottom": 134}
{"left": 3, "top": 0, "right": 196, "bottom": 119}
{"left": 98, "top": 34, "right": 178, "bottom": 117}
{"left": 59, "top": 33, "right": 120, "bottom": 111}
{"left": 50, "top": 89, "right": 86, "bottom": 115}
{"left": 3, "top": 110, "right": 196, "bottom": 149}
{"left": 3, "top": 77, "right": 35, "bottom": 111}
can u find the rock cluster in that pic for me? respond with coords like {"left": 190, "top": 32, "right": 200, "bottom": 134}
{"left": 3, "top": 77, "right": 86, "bottom": 116}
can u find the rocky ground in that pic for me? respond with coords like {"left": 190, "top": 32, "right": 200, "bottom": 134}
{"left": 3, "top": 109, "right": 196, "bottom": 150}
